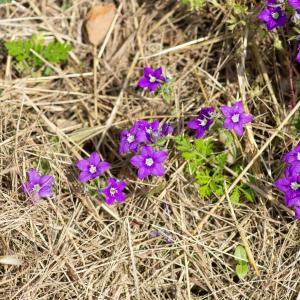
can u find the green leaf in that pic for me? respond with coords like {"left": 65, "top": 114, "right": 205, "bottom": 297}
{"left": 230, "top": 187, "right": 240, "bottom": 204}
{"left": 214, "top": 153, "right": 227, "bottom": 169}
{"left": 43, "top": 41, "right": 72, "bottom": 64}
{"left": 236, "top": 263, "right": 248, "bottom": 279}
{"left": 196, "top": 170, "right": 210, "bottom": 185}
{"left": 234, "top": 245, "right": 248, "bottom": 263}
{"left": 239, "top": 186, "right": 255, "bottom": 202}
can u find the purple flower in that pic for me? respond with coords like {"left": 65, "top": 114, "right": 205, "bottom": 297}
{"left": 285, "top": 164, "right": 300, "bottom": 177}
{"left": 258, "top": 6, "right": 287, "bottom": 31}
{"left": 220, "top": 101, "right": 253, "bottom": 137}
{"left": 187, "top": 107, "right": 215, "bottom": 139}
{"left": 137, "top": 67, "right": 166, "bottom": 92}
{"left": 130, "top": 145, "right": 168, "bottom": 180}
{"left": 137, "top": 120, "right": 160, "bottom": 143}
{"left": 76, "top": 152, "right": 110, "bottom": 183}
{"left": 101, "top": 177, "right": 126, "bottom": 205}
{"left": 161, "top": 123, "right": 174, "bottom": 137}
{"left": 119, "top": 124, "right": 146, "bottom": 155}
{"left": 22, "top": 169, "right": 54, "bottom": 204}
{"left": 275, "top": 174, "right": 300, "bottom": 206}
{"left": 283, "top": 142, "right": 300, "bottom": 165}
{"left": 288, "top": 0, "right": 300, "bottom": 10}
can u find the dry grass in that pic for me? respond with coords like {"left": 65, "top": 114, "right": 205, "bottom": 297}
{"left": 0, "top": 0, "right": 299, "bottom": 299}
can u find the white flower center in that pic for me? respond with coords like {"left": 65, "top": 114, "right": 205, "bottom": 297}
{"left": 271, "top": 12, "right": 279, "bottom": 20}
{"left": 145, "top": 158, "right": 154, "bottom": 167}
{"left": 291, "top": 182, "right": 300, "bottom": 191}
{"left": 89, "top": 165, "right": 97, "bottom": 174}
{"left": 110, "top": 188, "right": 117, "bottom": 196}
{"left": 199, "top": 118, "right": 208, "bottom": 127}
{"left": 231, "top": 114, "right": 240, "bottom": 123}
{"left": 297, "top": 152, "right": 300, "bottom": 161}
{"left": 149, "top": 75, "right": 157, "bottom": 83}
{"left": 127, "top": 134, "right": 135, "bottom": 143}
{"left": 32, "top": 184, "right": 41, "bottom": 193}
{"left": 146, "top": 127, "right": 153, "bottom": 134}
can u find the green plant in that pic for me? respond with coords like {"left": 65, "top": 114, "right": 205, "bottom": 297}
{"left": 5, "top": 34, "right": 72, "bottom": 75}
{"left": 180, "top": 0, "right": 205, "bottom": 10}
{"left": 175, "top": 135, "right": 255, "bottom": 203}
{"left": 234, "top": 245, "right": 249, "bottom": 279}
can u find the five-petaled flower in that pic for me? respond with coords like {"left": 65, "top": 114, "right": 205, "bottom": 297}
{"left": 221, "top": 101, "right": 253, "bottom": 137}
{"left": 258, "top": 5, "right": 287, "bottom": 31}
{"left": 101, "top": 177, "right": 126, "bottom": 205}
{"left": 119, "top": 124, "right": 146, "bottom": 155}
{"left": 138, "top": 67, "right": 166, "bottom": 92}
{"left": 130, "top": 145, "right": 168, "bottom": 180}
{"left": 187, "top": 107, "right": 215, "bottom": 138}
{"left": 275, "top": 173, "right": 300, "bottom": 208}
{"left": 76, "top": 152, "right": 110, "bottom": 183}
{"left": 22, "top": 169, "right": 54, "bottom": 204}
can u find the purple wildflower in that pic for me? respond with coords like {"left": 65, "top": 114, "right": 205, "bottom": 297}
{"left": 288, "top": 0, "right": 300, "bottom": 10}
{"left": 161, "top": 123, "right": 174, "bottom": 137}
{"left": 258, "top": 6, "right": 287, "bottom": 31}
{"left": 101, "top": 177, "right": 126, "bottom": 205}
{"left": 285, "top": 164, "right": 300, "bottom": 177}
{"left": 187, "top": 107, "right": 215, "bottom": 139}
{"left": 275, "top": 174, "right": 300, "bottom": 207}
{"left": 119, "top": 124, "right": 146, "bottom": 155}
{"left": 76, "top": 152, "right": 110, "bottom": 183}
{"left": 220, "top": 101, "right": 253, "bottom": 137}
{"left": 130, "top": 145, "right": 168, "bottom": 180}
{"left": 137, "top": 120, "right": 160, "bottom": 143}
{"left": 22, "top": 169, "right": 54, "bottom": 204}
{"left": 137, "top": 67, "right": 166, "bottom": 92}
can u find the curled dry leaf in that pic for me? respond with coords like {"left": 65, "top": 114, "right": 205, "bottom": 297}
{"left": 0, "top": 255, "right": 22, "bottom": 266}
{"left": 85, "top": 3, "right": 116, "bottom": 47}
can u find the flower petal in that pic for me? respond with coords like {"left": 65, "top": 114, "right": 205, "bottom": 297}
{"left": 138, "top": 167, "right": 150, "bottom": 180}
{"left": 153, "top": 151, "right": 168, "bottom": 163}
{"left": 224, "top": 118, "right": 234, "bottom": 129}
{"left": 233, "top": 124, "right": 244, "bottom": 137}
{"left": 138, "top": 78, "right": 150, "bottom": 88}
{"left": 240, "top": 113, "right": 253, "bottom": 124}
{"left": 195, "top": 128, "right": 206, "bottom": 138}
{"left": 187, "top": 119, "right": 199, "bottom": 129}
{"left": 141, "top": 145, "right": 154, "bottom": 157}
{"left": 39, "top": 175, "right": 54, "bottom": 187}
{"left": 220, "top": 105, "right": 233, "bottom": 117}
{"left": 130, "top": 155, "right": 144, "bottom": 168}
{"left": 115, "top": 192, "right": 126, "bottom": 202}
{"left": 151, "top": 164, "right": 165, "bottom": 176}
{"left": 144, "top": 67, "right": 154, "bottom": 77}
{"left": 234, "top": 101, "right": 244, "bottom": 114}
{"left": 79, "top": 171, "right": 92, "bottom": 183}
{"left": 28, "top": 169, "right": 40, "bottom": 184}
{"left": 89, "top": 152, "right": 100, "bottom": 166}
{"left": 76, "top": 159, "right": 89, "bottom": 171}
{"left": 97, "top": 161, "right": 110, "bottom": 174}
{"left": 39, "top": 186, "right": 53, "bottom": 198}
{"left": 116, "top": 180, "right": 126, "bottom": 191}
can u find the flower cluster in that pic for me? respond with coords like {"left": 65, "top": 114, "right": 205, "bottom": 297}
{"left": 188, "top": 101, "right": 253, "bottom": 138}
{"left": 119, "top": 119, "right": 173, "bottom": 180}
{"left": 258, "top": 0, "right": 300, "bottom": 63}
{"left": 275, "top": 143, "right": 300, "bottom": 220}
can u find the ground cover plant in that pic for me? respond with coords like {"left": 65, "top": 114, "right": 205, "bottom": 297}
{"left": 0, "top": 0, "right": 299, "bottom": 299}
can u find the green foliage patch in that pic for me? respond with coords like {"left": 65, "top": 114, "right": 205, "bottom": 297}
{"left": 5, "top": 34, "right": 71, "bottom": 75}
{"left": 175, "top": 135, "right": 255, "bottom": 204}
